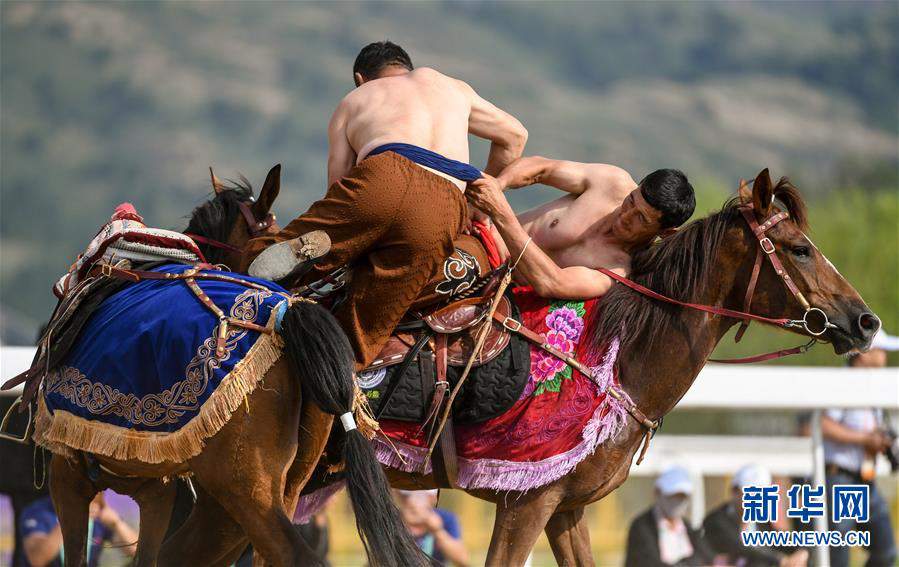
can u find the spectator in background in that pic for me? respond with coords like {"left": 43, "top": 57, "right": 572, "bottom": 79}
{"left": 821, "top": 329, "right": 898, "bottom": 567}
{"left": 625, "top": 465, "right": 713, "bottom": 567}
{"left": 703, "top": 464, "right": 808, "bottom": 567}
{"left": 20, "top": 492, "right": 137, "bottom": 567}
{"left": 397, "top": 489, "right": 469, "bottom": 567}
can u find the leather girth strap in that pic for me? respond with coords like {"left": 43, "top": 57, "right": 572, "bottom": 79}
{"left": 425, "top": 336, "right": 458, "bottom": 487}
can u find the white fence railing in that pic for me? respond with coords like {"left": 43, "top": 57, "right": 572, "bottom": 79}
{"left": 2, "top": 349, "right": 897, "bottom": 565}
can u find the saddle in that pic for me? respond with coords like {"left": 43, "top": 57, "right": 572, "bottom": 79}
{"left": 358, "top": 271, "right": 530, "bottom": 487}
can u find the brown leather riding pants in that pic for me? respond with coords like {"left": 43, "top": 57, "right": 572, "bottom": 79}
{"left": 244, "top": 151, "right": 467, "bottom": 369}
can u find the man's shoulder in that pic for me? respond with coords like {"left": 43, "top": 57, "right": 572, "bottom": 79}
{"left": 582, "top": 164, "right": 636, "bottom": 195}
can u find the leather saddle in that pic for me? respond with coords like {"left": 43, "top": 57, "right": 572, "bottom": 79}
{"left": 367, "top": 295, "right": 514, "bottom": 372}
{"left": 359, "top": 291, "right": 530, "bottom": 426}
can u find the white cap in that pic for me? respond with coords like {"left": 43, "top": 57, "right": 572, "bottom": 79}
{"left": 655, "top": 465, "right": 693, "bottom": 496}
{"left": 871, "top": 329, "right": 899, "bottom": 352}
{"left": 732, "top": 464, "right": 772, "bottom": 489}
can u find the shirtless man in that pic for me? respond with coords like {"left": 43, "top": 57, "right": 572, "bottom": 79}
{"left": 246, "top": 41, "right": 527, "bottom": 368}
{"left": 465, "top": 158, "right": 696, "bottom": 298}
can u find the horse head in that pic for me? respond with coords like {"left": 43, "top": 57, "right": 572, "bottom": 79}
{"left": 185, "top": 164, "right": 282, "bottom": 269}
{"left": 728, "top": 168, "right": 879, "bottom": 354}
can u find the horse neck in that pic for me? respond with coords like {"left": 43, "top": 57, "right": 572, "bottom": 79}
{"left": 614, "top": 231, "right": 750, "bottom": 421}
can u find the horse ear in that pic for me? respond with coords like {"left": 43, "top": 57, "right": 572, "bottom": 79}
{"left": 738, "top": 178, "right": 752, "bottom": 204}
{"left": 209, "top": 167, "right": 225, "bottom": 195}
{"left": 254, "top": 164, "right": 281, "bottom": 216}
{"left": 751, "top": 168, "right": 774, "bottom": 216}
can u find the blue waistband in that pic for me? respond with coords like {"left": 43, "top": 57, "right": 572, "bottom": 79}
{"left": 367, "top": 143, "right": 482, "bottom": 182}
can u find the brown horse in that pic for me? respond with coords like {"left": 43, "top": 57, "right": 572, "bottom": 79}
{"left": 171, "top": 169, "right": 880, "bottom": 565}
{"left": 38, "top": 165, "right": 426, "bottom": 567}
{"left": 383, "top": 169, "right": 878, "bottom": 566}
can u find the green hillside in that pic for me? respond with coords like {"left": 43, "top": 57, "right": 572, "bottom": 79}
{"left": 1, "top": 1, "right": 896, "bottom": 356}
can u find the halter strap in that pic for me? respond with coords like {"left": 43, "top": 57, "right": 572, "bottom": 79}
{"left": 185, "top": 199, "right": 276, "bottom": 254}
{"left": 238, "top": 201, "right": 276, "bottom": 237}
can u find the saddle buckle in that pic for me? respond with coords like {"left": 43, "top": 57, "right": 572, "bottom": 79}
{"left": 760, "top": 237, "right": 775, "bottom": 254}
{"left": 100, "top": 263, "right": 113, "bottom": 278}
{"left": 502, "top": 317, "right": 522, "bottom": 332}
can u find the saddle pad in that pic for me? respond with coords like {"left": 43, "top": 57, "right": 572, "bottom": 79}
{"left": 373, "top": 289, "right": 634, "bottom": 493}
{"left": 54, "top": 203, "right": 202, "bottom": 298}
{"left": 35, "top": 263, "right": 290, "bottom": 464}
{"left": 359, "top": 328, "right": 530, "bottom": 425}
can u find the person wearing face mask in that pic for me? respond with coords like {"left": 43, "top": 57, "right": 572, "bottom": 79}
{"left": 703, "top": 464, "right": 809, "bottom": 567}
{"left": 625, "top": 465, "right": 714, "bottom": 567}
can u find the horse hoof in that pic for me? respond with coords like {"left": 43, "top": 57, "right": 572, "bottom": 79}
{"left": 248, "top": 230, "right": 331, "bottom": 283}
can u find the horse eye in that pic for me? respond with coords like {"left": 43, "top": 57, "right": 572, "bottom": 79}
{"left": 791, "top": 246, "right": 810, "bottom": 258}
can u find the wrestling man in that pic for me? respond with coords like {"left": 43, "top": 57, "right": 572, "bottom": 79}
{"left": 465, "top": 159, "right": 696, "bottom": 297}
{"left": 246, "top": 41, "right": 527, "bottom": 368}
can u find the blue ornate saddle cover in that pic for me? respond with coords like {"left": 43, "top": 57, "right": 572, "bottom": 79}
{"left": 37, "top": 264, "right": 290, "bottom": 462}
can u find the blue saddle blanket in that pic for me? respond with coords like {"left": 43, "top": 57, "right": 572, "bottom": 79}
{"left": 43, "top": 264, "right": 289, "bottom": 434}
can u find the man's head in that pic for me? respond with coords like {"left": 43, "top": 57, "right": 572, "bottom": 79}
{"left": 613, "top": 168, "right": 695, "bottom": 244}
{"left": 731, "top": 463, "right": 772, "bottom": 511}
{"left": 396, "top": 489, "right": 437, "bottom": 537}
{"left": 654, "top": 465, "right": 693, "bottom": 520}
{"left": 353, "top": 41, "right": 414, "bottom": 86}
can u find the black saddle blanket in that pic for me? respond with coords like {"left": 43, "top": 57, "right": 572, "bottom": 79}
{"left": 359, "top": 305, "right": 530, "bottom": 425}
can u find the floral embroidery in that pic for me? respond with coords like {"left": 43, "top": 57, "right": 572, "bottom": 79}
{"left": 530, "top": 300, "right": 586, "bottom": 396}
{"left": 44, "top": 288, "right": 273, "bottom": 427}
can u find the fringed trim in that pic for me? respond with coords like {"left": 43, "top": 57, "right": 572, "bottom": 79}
{"left": 373, "top": 434, "right": 432, "bottom": 475}
{"left": 371, "top": 338, "right": 629, "bottom": 493}
{"left": 293, "top": 481, "right": 346, "bottom": 524}
{"left": 34, "top": 329, "right": 284, "bottom": 464}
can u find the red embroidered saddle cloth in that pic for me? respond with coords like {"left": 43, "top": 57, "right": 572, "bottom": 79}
{"left": 375, "top": 290, "right": 628, "bottom": 492}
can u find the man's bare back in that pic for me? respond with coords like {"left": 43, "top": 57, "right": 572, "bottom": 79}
{"left": 328, "top": 67, "right": 526, "bottom": 189}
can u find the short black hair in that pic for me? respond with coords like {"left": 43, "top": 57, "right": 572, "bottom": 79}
{"left": 639, "top": 169, "right": 696, "bottom": 228}
{"left": 353, "top": 41, "right": 413, "bottom": 80}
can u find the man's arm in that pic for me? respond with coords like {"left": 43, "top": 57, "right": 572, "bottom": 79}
{"left": 426, "top": 511, "right": 469, "bottom": 567}
{"left": 460, "top": 81, "right": 528, "bottom": 176}
{"left": 497, "top": 157, "right": 634, "bottom": 196}
{"left": 98, "top": 504, "right": 138, "bottom": 557}
{"left": 327, "top": 101, "right": 356, "bottom": 187}
{"left": 466, "top": 176, "right": 616, "bottom": 299}
{"left": 821, "top": 415, "right": 891, "bottom": 453}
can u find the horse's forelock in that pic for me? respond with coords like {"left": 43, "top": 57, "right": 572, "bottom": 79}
{"left": 773, "top": 177, "right": 808, "bottom": 232}
{"left": 184, "top": 180, "right": 254, "bottom": 263}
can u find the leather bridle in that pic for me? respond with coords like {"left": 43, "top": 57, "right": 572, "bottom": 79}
{"left": 185, "top": 197, "right": 276, "bottom": 255}
{"left": 590, "top": 204, "right": 839, "bottom": 363}
{"left": 482, "top": 202, "right": 844, "bottom": 463}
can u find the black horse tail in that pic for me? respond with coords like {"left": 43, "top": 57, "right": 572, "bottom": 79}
{"left": 281, "top": 301, "right": 428, "bottom": 567}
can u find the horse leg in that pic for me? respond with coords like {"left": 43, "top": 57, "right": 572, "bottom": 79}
{"left": 157, "top": 395, "right": 334, "bottom": 567}
{"left": 49, "top": 453, "right": 97, "bottom": 567}
{"left": 158, "top": 484, "right": 248, "bottom": 567}
{"left": 284, "top": 401, "right": 334, "bottom": 516}
{"left": 130, "top": 478, "right": 177, "bottom": 567}
{"left": 544, "top": 506, "right": 594, "bottom": 567}
{"left": 187, "top": 363, "right": 316, "bottom": 567}
{"left": 484, "top": 487, "right": 563, "bottom": 567}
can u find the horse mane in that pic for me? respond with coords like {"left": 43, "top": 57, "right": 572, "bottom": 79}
{"left": 184, "top": 176, "right": 254, "bottom": 264}
{"left": 586, "top": 176, "right": 806, "bottom": 359}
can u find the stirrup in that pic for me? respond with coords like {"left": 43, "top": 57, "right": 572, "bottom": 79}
{"left": 0, "top": 396, "right": 34, "bottom": 444}
{"left": 248, "top": 230, "right": 331, "bottom": 283}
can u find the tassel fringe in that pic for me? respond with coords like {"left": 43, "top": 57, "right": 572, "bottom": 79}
{"left": 34, "top": 331, "right": 284, "bottom": 464}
